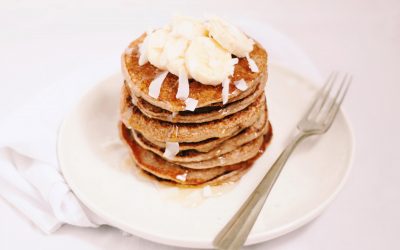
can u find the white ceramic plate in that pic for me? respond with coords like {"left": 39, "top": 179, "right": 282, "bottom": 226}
{"left": 58, "top": 62, "right": 354, "bottom": 248}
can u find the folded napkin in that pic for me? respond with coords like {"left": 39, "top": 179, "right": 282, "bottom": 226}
{"left": 0, "top": 64, "right": 115, "bottom": 233}
{"left": 0, "top": 22, "right": 320, "bottom": 235}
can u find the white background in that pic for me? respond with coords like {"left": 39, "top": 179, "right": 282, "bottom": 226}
{"left": 0, "top": 0, "right": 399, "bottom": 249}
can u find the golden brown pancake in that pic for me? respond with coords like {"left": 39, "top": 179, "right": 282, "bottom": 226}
{"left": 122, "top": 34, "right": 268, "bottom": 112}
{"left": 131, "top": 109, "right": 270, "bottom": 163}
{"left": 130, "top": 78, "right": 266, "bottom": 123}
{"left": 137, "top": 127, "right": 244, "bottom": 153}
{"left": 177, "top": 136, "right": 264, "bottom": 169}
{"left": 120, "top": 84, "right": 266, "bottom": 143}
{"left": 119, "top": 123, "right": 272, "bottom": 185}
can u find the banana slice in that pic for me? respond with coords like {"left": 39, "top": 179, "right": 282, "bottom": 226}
{"left": 163, "top": 36, "right": 190, "bottom": 76}
{"left": 185, "top": 37, "right": 233, "bottom": 85}
{"left": 207, "top": 17, "right": 254, "bottom": 58}
{"left": 146, "top": 28, "right": 169, "bottom": 70}
{"left": 171, "top": 16, "right": 208, "bottom": 40}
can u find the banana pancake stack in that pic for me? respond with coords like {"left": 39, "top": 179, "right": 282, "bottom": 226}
{"left": 119, "top": 16, "right": 272, "bottom": 186}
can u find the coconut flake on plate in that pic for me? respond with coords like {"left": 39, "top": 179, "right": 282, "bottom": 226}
{"left": 234, "top": 79, "right": 248, "bottom": 91}
{"left": 184, "top": 98, "right": 198, "bottom": 111}
{"left": 163, "top": 142, "right": 179, "bottom": 159}
{"left": 149, "top": 71, "right": 168, "bottom": 99}
{"left": 176, "top": 70, "right": 190, "bottom": 100}
{"left": 221, "top": 78, "right": 230, "bottom": 104}
{"left": 246, "top": 54, "right": 259, "bottom": 73}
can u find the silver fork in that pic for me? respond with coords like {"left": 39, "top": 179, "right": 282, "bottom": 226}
{"left": 213, "top": 73, "right": 352, "bottom": 250}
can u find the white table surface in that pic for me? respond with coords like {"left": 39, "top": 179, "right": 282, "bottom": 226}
{"left": 1, "top": 0, "right": 399, "bottom": 249}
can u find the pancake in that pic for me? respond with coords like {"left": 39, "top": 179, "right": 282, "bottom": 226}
{"left": 177, "top": 135, "right": 264, "bottom": 169}
{"left": 122, "top": 34, "right": 268, "bottom": 112}
{"left": 120, "top": 123, "right": 271, "bottom": 185}
{"left": 131, "top": 108, "right": 270, "bottom": 163}
{"left": 130, "top": 78, "right": 266, "bottom": 123}
{"left": 135, "top": 162, "right": 253, "bottom": 187}
{"left": 121, "top": 84, "right": 267, "bottom": 143}
{"left": 138, "top": 126, "right": 244, "bottom": 153}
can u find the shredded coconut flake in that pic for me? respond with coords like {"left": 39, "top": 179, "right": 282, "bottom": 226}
{"left": 176, "top": 70, "right": 190, "bottom": 100}
{"left": 246, "top": 54, "right": 259, "bottom": 73}
{"left": 176, "top": 172, "right": 187, "bottom": 182}
{"left": 234, "top": 79, "right": 248, "bottom": 91}
{"left": 184, "top": 98, "right": 198, "bottom": 111}
{"left": 163, "top": 142, "right": 179, "bottom": 159}
{"left": 149, "top": 71, "right": 168, "bottom": 99}
{"left": 221, "top": 78, "right": 230, "bottom": 104}
{"left": 202, "top": 185, "right": 213, "bottom": 197}
{"left": 228, "top": 58, "right": 239, "bottom": 76}
{"left": 231, "top": 58, "right": 239, "bottom": 65}
{"left": 138, "top": 37, "right": 149, "bottom": 66}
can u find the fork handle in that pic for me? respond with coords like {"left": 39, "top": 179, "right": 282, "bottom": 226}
{"left": 213, "top": 132, "right": 308, "bottom": 250}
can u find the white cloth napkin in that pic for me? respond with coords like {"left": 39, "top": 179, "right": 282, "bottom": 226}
{"left": 0, "top": 21, "right": 321, "bottom": 235}
{"left": 0, "top": 65, "right": 114, "bottom": 233}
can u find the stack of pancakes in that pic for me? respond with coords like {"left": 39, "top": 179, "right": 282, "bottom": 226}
{"left": 119, "top": 35, "right": 272, "bottom": 186}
